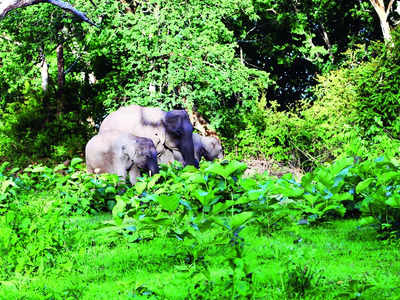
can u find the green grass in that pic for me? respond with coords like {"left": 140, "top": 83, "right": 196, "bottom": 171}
{"left": 2, "top": 212, "right": 400, "bottom": 299}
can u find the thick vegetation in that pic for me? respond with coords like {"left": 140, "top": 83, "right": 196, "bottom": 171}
{"left": 0, "top": 1, "right": 399, "bottom": 167}
{"left": 0, "top": 0, "right": 400, "bottom": 298}
{"left": 1, "top": 156, "right": 400, "bottom": 298}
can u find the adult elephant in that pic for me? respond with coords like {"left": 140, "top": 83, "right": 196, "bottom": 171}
{"left": 99, "top": 105, "right": 199, "bottom": 168}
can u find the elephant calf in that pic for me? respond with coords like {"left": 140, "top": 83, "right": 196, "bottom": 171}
{"left": 159, "top": 133, "right": 223, "bottom": 165}
{"left": 193, "top": 133, "right": 224, "bottom": 162}
{"left": 85, "top": 130, "right": 159, "bottom": 184}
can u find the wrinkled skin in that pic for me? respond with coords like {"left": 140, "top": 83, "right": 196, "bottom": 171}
{"left": 159, "top": 133, "right": 223, "bottom": 164}
{"left": 85, "top": 130, "right": 159, "bottom": 184}
{"left": 99, "top": 105, "right": 198, "bottom": 168}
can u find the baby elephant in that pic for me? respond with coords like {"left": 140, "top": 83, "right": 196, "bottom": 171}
{"left": 193, "top": 133, "right": 224, "bottom": 162}
{"left": 85, "top": 130, "right": 159, "bottom": 184}
{"left": 159, "top": 133, "right": 223, "bottom": 165}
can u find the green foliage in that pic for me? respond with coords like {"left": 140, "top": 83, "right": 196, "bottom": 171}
{"left": 0, "top": 85, "right": 95, "bottom": 165}
{"left": 230, "top": 34, "right": 400, "bottom": 166}
{"left": 80, "top": 0, "right": 270, "bottom": 131}
{"left": 353, "top": 34, "right": 400, "bottom": 139}
{"left": 355, "top": 157, "right": 400, "bottom": 235}
{"left": 1, "top": 157, "right": 400, "bottom": 297}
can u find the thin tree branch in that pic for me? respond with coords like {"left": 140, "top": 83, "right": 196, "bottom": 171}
{"left": 386, "top": 0, "right": 395, "bottom": 18}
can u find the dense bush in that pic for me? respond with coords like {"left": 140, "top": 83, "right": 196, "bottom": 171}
{"left": 354, "top": 30, "right": 400, "bottom": 139}
{"left": 1, "top": 154, "right": 399, "bottom": 296}
{"left": 229, "top": 31, "right": 400, "bottom": 166}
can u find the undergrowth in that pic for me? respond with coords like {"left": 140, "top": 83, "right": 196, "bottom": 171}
{"left": 0, "top": 155, "right": 399, "bottom": 298}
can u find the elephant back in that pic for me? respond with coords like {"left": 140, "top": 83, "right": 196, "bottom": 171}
{"left": 99, "top": 105, "right": 166, "bottom": 153}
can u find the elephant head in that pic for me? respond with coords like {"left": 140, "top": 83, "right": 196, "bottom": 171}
{"left": 158, "top": 133, "right": 223, "bottom": 165}
{"left": 162, "top": 110, "right": 198, "bottom": 168}
{"left": 193, "top": 134, "right": 224, "bottom": 161}
{"left": 122, "top": 136, "right": 160, "bottom": 176}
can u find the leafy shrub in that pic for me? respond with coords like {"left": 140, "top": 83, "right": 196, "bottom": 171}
{"left": 229, "top": 32, "right": 400, "bottom": 167}
{"left": 0, "top": 83, "right": 97, "bottom": 166}
{"left": 354, "top": 30, "right": 400, "bottom": 139}
{"left": 355, "top": 157, "right": 400, "bottom": 235}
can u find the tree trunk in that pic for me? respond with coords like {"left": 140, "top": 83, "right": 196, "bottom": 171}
{"left": 40, "top": 53, "right": 49, "bottom": 92}
{"left": 369, "top": 0, "right": 395, "bottom": 42}
{"left": 56, "top": 43, "right": 65, "bottom": 115}
{"left": 320, "top": 23, "right": 334, "bottom": 62}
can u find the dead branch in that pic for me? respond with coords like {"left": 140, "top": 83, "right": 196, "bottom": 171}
{"left": 0, "top": 0, "right": 98, "bottom": 27}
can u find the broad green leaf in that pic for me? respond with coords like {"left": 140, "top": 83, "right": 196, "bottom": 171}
{"left": 8, "top": 167, "right": 19, "bottom": 175}
{"left": 205, "top": 161, "right": 247, "bottom": 178}
{"left": 281, "top": 173, "right": 293, "bottom": 180}
{"left": 147, "top": 173, "right": 162, "bottom": 189}
{"left": 359, "top": 216, "right": 375, "bottom": 226}
{"left": 112, "top": 198, "right": 126, "bottom": 226}
{"left": 1, "top": 180, "right": 16, "bottom": 193}
{"left": 70, "top": 157, "right": 83, "bottom": 167}
{"left": 356, "top": 178, "right": 374, "bottom": 193}
{"left": 331, "top": 193, "right": 353, "bottom": 202}
{"left": 53, "top": 164, "right": 67, "bottom": 172}
{"left": 322, "top": 204, "right": 346, "bottom": 217}
{"left": 186, "top": 173, "right": 207, "bottom": 185}
{"left": 385, "top": 196, "right": 400, "bottom": 208}
{"left": 212, "top": 201, "right": 232, "bottom": 214}
{"left": 205, "top": 163, "right": 227, "bottom": 178}
{"left": 246, "top": 189, "right": 264, "bottom": 201}
{"left": 105, "top": 186, "right": 116, "bottom": 194}
{"left": 154, "top": 194, "right": 180, "bottom": 212}
{"left": 193, "top": 189, "right": 215, "bottom": 207}
{"left": 30, "top": 166, "right": 46, "bottom": 173}
{"left": 301, "top": 173, "right": 314, "bottom": 193}
{"left": 238, "top": 178, "right": 258, "bottom": 191}
{"left": 377, "top": 171, "right": 399, "bottom": 184}
{"left": 303, "top": 193, "right": 319, "bottom": 205}
{"left": 230, "top": 212, "right": 253, "bottom": 230}
{"left": 135, "top": 181, "right": 147, "bottom": 194}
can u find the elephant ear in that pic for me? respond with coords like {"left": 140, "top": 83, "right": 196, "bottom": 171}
{"left": 152, "top": 130, "right": 166, "bottom": 155}
{"left": 121, "top": 144, "right": 134, "bottom": 162}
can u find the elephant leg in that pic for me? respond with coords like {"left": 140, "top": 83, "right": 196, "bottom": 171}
{"left": 172, "top": 149, "right": 184, "bottom": 164}
{"left": 128, "top": 165, "right": 141, "bottom": 185}
{"left": 115, "top": 163, "right": 128, "bottom": 183}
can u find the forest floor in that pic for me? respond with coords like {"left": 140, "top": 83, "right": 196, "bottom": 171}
{"left": 2, "top": 212, "right": 399, "bottom": 299}
{"left": 243, "top": 157, "right": 304, "bottom": 180}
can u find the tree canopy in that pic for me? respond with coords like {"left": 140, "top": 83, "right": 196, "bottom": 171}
{"left": 0, "top": 0, "right": 399, "bottom": 165}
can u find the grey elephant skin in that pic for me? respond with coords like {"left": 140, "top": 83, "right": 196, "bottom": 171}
{"left": 85, "top": 130, "right": 159, "bottom": 185}
{"left": 99, "top": 105, "right": 199, "bottom": 168}
{"left": 193, "top": 133, "right": 223, "bottom": 161}
{"left": 159, "top": 133, "right": 223, "bottom": 165}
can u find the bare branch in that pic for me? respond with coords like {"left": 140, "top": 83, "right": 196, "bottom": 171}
{"left": 386, "top": 0, "right": 395, "bottom": 18}
{"left": 266, "top": 8, "right": 277, "bottom": 15}
{"left": 0, "top": 0, "right": 98, "bottom": 27}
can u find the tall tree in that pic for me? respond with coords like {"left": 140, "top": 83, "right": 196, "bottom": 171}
{"left": 369, "top": 0, "right": 395, "bottom": 41}
{"left": 225, "top": 0, "right": 382, "bottom": 106}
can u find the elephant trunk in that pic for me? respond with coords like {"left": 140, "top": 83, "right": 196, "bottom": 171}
{"left": 180, "top": 136, "right": 199, "bottom": 168}
{"left": 146, "top": 156, "right": 160, "bottom": 176}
